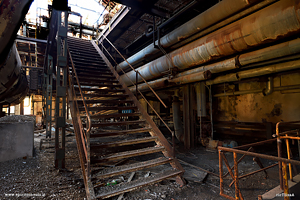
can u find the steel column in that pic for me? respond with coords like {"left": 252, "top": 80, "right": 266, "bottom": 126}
{"left": 54, "top": 9, "right": 68, "bottom": 169}
{"left": 45, "top": 55, "right": 53, "bottom": 138}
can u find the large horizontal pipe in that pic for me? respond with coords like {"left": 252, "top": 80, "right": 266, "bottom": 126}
{"left": 178, "top": 37, "right": 300, "bottom": 76}
{"left": 121, "top": 0, "right": 300, "bottom": 86}
{"left": 130, "top": 37, "right": 300, "bottom": 92}
{"left": 206, "top": 59, "right": 300, "bottom": 85}
{"left": 117, "top": 0, "right": 264, "bottom": 72}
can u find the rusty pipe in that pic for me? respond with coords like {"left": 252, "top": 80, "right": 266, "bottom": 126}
{"left": 206, "top": 59, "right": 300, "bottom": 85}
{"left": 172, "top": 96, "right": 184, "bottom": 142}
{"left": 128, "top": 70, "right": 210, "bottom": 92}
{"left": 117, "top": 0, "right": 264, "bottom": 72}
{"left": 195, "top": 82, "right": 206, "bottom": 117}
{"left": 277, "top": 121, "right": 284, "bottom": 190}
{"left": 262, "top": 77, "right": 274, "bottom": 96}
{"left": 121, "top": 0, "right": 300, "bottom": 86}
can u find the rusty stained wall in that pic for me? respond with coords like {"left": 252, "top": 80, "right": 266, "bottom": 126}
{"left": 215, "top": 73, "right": 300, "bottom": 123}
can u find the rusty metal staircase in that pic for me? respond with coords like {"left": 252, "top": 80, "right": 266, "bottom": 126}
{"left": 67, "top": 36, "right": 185, "bottom": 199}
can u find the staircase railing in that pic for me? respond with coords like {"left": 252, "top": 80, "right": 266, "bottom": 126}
{"left": 67, "top": 48, "right": 94, "bottom": 198}
{"left": 96, "top": 36, "right": 177, "bottom": 157}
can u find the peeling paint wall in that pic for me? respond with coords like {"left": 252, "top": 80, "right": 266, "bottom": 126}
{"left": 215, "top": 73, "right": 300, "bottom": 123}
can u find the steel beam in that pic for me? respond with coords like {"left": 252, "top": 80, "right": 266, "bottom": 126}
{"left": 54, "top": 9, "right": 68, "bottom": 169}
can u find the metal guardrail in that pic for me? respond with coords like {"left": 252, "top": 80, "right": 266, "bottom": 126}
{"left": 97, "top": 35, "right": 177, "bottom": 156}
{"left": 218, "top": 121, "right": 300, "bottom": 200}
{"left": 67, "top": 48, "right": 91, "bottom": 177}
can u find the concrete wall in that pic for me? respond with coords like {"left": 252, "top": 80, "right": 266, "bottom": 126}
{"left": 0, "top": 122, "right": 34, "bottom": 162}
{"left": 215, "top": 73, "right": 300, "bottom": 123}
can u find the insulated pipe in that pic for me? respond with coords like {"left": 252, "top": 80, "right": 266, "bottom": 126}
{"left": 172, "top": 96, "right": 184, "bottom": 142}
{"left": 206, "top": 59, "right": 300, "bottom": 86}
{"left": 130, "top": 37, "right": 300, "bottom": 92}
{"left": 121, "top": 0, "right": 300, "bottom": 86}
{"left": 117, "top": 0, "right": 263, "bottom": 72}
{"left": 129, "top": 70, "right": 210, "bottom": 93}
{"left": 174, "top": 38, "right": 300, "bottom": 78}
{"left": 263, "top": 77, "right": 274, "bottom": 96}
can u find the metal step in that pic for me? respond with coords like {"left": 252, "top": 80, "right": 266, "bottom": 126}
{"left": 91, "top": 120, "right": 146, "bottom": 127}
{"left": 95, "top": 169, "right": 182, "bottom": 199}
{"left": 91, "top": 146, "right": 165, "bottom": 163}
{"left": 92, "top": 157, "right": 171, "bottom": 179}
{"left": 78, "top": 99, "right": 133, "bottom": 104}
{"left": 76, "top": 88, "right": 125, "bottom": 93}
{"left": 74, "top": 76, "right": 119, "bottom": 83}
{"left": 76, "top": 78, "right": 119, "bottom": 83}
{"left": 90, "top": 112, "right": 140, "bottom": 119}
{"left": 90, "top": 136, "right": 158, "bottom": 149}
{"left": 78, "top": 82, "right": 122, "bottom": 87}
{"left": 79, "top": 106, "right": 136, "bottom": 111}
{"left": 90, "top": 127, "right": 152, "bottom": 138}
{"left": 76, "top": 71, "right": 112, "bottom": 76}
{"left": 75, "top": 68, "right": 111, "bottom": 74}
{"left": 78, "top": 93, "right": 126, "bottom": 98}
{"left": 77, "top": 74, "right": 115, "bottom": 79}
{"left": 72, "top": 60, "right": 107, "bottom": 67}
{"left": 69, "top": 50, "right": 100, "bottom": 58}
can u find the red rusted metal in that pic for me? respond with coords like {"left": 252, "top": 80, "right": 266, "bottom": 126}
{"left": 219, "top": 150, "right": 224, "bottom": 196}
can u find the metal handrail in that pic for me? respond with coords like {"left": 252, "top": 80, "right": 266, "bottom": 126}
{"left": 101, "top": 35, "right": 168, "bottom": 108}
{"left": 98, "top": 39, "right": 175, "bottom": 140}
{"left": 68, "top": 48, "right": 91, "bottom": 133}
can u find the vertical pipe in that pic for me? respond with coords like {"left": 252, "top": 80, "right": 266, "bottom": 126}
{"left": 79, "top": 16, "right": 83, "bottom": 38}
{"left": 282, "top": 162, "right": 290, "bottom": 200}
{"left": 298, "top": 131, "right": 300, "bottom": 162}
{"left": 219, "top": 149, "right": 224, "bottom": 196}
{"left": 285, "top": 136, "right": 293, "bottom": 181}
{"left": 20, "top": 100, "right": 24, "bottom": 115}
{"left": 172, "top": 95, "right": 184, "bottom": 142}
{"left": 136, "top": 71, "right": 138, "bottom": 99}
{"left": 8, "top": 104, "right": 10, "bottom": 116}
{"left": 276, "top": 122, "right": 284, "bottom": 190}
{"left": 195, "top": 82, "right": 206, "bottom": 140}
{"left": 209, "top": 85, "right": 213, "bottom": 139}
{"left": 234, "top": 152, "right": 240, "bottom": 200}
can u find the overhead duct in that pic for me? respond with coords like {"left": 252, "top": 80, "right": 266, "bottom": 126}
{"left": 121, "top": 0, "right": 300, "bottom": 86}
{"left": 117, "top": 0, "right": 264, "bottom": 72}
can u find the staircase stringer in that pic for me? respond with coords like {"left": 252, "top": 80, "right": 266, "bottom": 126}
{"left": 91, "top": 41, "right": 185, "bottom": 185}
